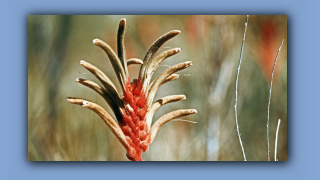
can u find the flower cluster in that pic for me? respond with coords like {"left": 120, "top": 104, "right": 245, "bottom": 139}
{"left": 67, "top": 19, "right": 196, "bottom": 161}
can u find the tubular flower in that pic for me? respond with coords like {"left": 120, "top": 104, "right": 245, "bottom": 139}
{"left": 67, "top": 19, "right": 197, "bottom": 161}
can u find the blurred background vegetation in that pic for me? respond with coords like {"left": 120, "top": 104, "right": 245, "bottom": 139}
{"left": 28, "top": 15, "right": 287, "bottom": 161}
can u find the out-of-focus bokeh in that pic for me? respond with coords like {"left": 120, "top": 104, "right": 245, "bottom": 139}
{"left": 28, "top": 15, "right": 287, "bottom": 161}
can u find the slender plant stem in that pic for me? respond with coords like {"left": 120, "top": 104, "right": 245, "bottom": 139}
{"left": 274, "top": 119, "right": 281, "bottom": 161}
{"left": 267, "top": 39, "right": 284, "bottom": 161}
{"left": 234, "top": 15, "right": 249, "bottom": 161}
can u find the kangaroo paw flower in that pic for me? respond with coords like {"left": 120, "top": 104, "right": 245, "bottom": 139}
{"left": 67, "top": 18, "right": 196, "bottom": 161}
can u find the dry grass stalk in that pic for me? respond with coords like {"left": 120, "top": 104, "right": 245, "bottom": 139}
{"left": 234, "top": 15, "right": 249, "bottom": 161}
{"left": 274, "top": 119, "right": 281, "bottom": 161}
{"left": 267, "top": 39, "right": 284, "bottom": 161}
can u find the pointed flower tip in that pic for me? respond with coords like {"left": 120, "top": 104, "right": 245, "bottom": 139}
{"left": 119, "top": 19, "right": 126, "bottom": 28}
{"left": 191, "top": 109, "right": 197, "bottom": 114}
{"left": 75, "top": 78, "right": 80, "bottom": 82}
{"left": 80, "top": 60, "right": 86, "bottom": 64}
{"left": 182, "top": 95, "right": 186, "bottom": 100}
{"left": 93, "top": 39, "right": 100, "bottom": 45}
{"left": 66, "top": 97, "right": 72, "bottom": 103}
{"left": 175, "top": 48, "right": 182, "bottom": 53}
{"left": 185, "top": 61, "right": 193, "bottom": 67}
{"left": 173, "top": 30, "right": 181, "bottom": 34}
{"left": 82, "top": 101, "right": 89, "bottom": 107}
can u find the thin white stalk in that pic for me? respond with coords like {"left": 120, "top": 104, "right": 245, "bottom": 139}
{"left": 234, "top": 15, "right": 248, "bottom": 161}
{"left": 267, "top": 39, "right": 284, "bottom": 161}
{"left": 274, "top": 119, "right": 281, "bottom": 161}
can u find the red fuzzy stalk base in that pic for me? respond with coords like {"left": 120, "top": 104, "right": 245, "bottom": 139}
{"left": 120, "top": 77, "right": 151, "bottom": 161}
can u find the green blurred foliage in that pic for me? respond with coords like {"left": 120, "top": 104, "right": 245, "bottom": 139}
{"left": 28, "top": 15, "right": 287, "bottom": 161}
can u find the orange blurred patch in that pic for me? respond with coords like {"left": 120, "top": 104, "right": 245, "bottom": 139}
{"left": 258, "top": 19, "right": 282, "bottom": 82}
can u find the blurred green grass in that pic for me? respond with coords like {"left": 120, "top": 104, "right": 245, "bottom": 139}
{"left": 28, "top": 15, "right": 287, "bottom": 161}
